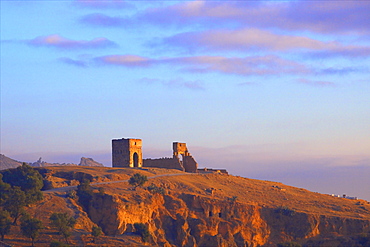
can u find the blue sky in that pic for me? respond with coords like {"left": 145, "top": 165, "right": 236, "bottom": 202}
{"left": 1, "top": 0, "right": 369, "bottom": 200}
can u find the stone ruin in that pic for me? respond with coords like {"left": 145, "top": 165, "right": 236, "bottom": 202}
{"left": 112, "top": 138, "right": 143, "bottom": 168}
{"left": 112, "top": 138, "right": 198, "bottom": 173}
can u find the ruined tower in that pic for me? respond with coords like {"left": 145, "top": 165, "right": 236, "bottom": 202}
{"left": 173, "top": 142, "right": 189, "bottom": 158}
{"left": 173, "top": 142, "right": 198, "bottom": 173}
{"left": 112, "top": 138, "right": 143, "bottom": 168}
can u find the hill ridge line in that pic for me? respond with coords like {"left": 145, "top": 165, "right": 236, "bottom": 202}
{"left": 43, "top": 172, "right": 199, "bottom": 193}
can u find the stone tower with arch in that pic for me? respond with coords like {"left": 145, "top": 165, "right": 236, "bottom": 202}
{"left": 112, "top": 138, "right": 143, "bottom": 168}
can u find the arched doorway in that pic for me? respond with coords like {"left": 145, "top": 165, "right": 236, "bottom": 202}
{"left": 133, "top": 152, "right": 139, "bottom": 167}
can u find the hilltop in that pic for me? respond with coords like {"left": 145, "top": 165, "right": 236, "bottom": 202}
{"left": 1, "top": 166, "right": 370, "bottom": 246}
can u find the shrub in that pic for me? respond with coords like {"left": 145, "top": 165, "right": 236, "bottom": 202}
{"left": 76, "top": 180, "right": 93, "bottom": 211}
{"left": 147, "top": 184, "right": 166, "bottom": 195}
{"left": 275, "top": 206, "right": 296, "bottom": 216}
{"left": 66, "top": 190, "right": 77, "bottom": 199}
{"left": 91, "top": 226, "right": 103, "bottom": 243}
{"left": 134, "top": 223, "right": 150, "bottom": 243}
{"left": 129, "top": 173, "right": 148, "bottom": 189}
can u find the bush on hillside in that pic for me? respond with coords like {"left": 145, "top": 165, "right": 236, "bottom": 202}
{"left": 129, "top": 173, "right": 148, "bottom": 189}
{"left": 147, "top": 184, "right": 166, "bottom": 195}
{"left": 76, "top": 180, "right": 93, "bottom": 211}
{"left": 275, "top": 206, "right": 296, "bottom": 217}
{"left": 1, "top": 163, "right": 43, "bottom": 204}
{"left": 134, "top": 223, "right": 150, "bottom": 243}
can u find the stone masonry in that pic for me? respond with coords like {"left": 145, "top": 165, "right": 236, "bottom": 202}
{"left": 112, "top": 138, "right": 143, "bottom": 168}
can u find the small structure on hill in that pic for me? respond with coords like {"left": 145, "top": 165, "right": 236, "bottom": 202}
{"left": 112, "top": 138, "right": 225, "bottom": 173}
{"left": 112, "top": 138, "right": 143, "bottom": 168}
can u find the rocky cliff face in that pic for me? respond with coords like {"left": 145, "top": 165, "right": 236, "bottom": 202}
{"left": 86, "top": 190, "right": 370, "bottom": 247}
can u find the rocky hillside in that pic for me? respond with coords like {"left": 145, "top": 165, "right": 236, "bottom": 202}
{"left": 2, "top": 166, "right": 370, "bottom": 246}
{"left": 0, "top": 154, "right": 22, "bottom": 169}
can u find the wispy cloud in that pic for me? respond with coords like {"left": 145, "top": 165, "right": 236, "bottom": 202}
{"left": 139, "top": 77, "right": 205, "bottom": 90}
{"left": 160, "top": 28, "right": 370, "bottom": 58}
{"left": 59, "top": 57, "right": 88, "bottom": 67}
{"left": 93, "top": 54, "right": 309, "bottom": 76}
{"left": 162, "top": 28, "right": 339, "bottom": 52}
{"left": 135, "top": 1, "right": 370, "bottom": 35}
{"left": 297, "top": 78, "right": 335, "bottom": 87}
{"left": 28, "top": 34, "right": 117, "bottom": 49}
{"left": 80, "top": 13, "right": 130, "bottom": 27}
{"left": 95, "top": 55, "right": 151, "bottom": 67}
{"left": 170, "top": 55, "right": 309, "bottom": 76}
{"left": 317, "top": 67, "right": 369, "bottom": 75}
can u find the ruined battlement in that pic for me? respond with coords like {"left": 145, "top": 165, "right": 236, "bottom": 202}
{"left": 112, "top": 137, "right": 225, "bottom": 174}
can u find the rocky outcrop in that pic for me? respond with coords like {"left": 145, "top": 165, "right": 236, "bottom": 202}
{"left": 78, "top": 157, "right": 104, "bottom": 167}
{"left": 30, "top": 157, "right": 76, "bottom": 167}
{"left": 86, "top": 191, "right": 370, "bottom": 247}
{"left": 0, "top": 154, "right": 22, "bottom": 170}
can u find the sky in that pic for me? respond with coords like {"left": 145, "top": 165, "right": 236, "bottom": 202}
{"left": 1, "top": 1, "right": 369, "bottom": 200}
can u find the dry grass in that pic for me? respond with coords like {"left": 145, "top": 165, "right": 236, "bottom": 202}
{"left": 2, "top": 166, "right": 369, "bottom": 246}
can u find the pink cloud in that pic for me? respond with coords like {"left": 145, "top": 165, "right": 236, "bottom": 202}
{"left": 159, "top": 28, "right": 370, "bottom": 58}
{"left": 138, "top": 1, "right": 370, "bottom": 35}
{"left": 28, "top": 34, "right": 117, "bottom": 49}
{"left": 163, "top": 28, "right": 342, "bottom": 52}
{"left": 169, "top": 55, "right": 309, "bottom": 76}
{"left": 64, "top": 53, "right": 365, "bottom": 77}
{"left": 78, "top": 1, "right": 370, "bottom": 38}
{"left": 94, "top": 54, "right": 309, "bottom": 76}
{"left": 95, "top": 55, "right": 152, "bottom": 67}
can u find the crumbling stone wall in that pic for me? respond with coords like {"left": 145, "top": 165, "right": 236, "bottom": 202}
{"left": 183, "top": 156, "right": 198, "bottom": 173}
{"left": 143, "top": 157, "right": 184, "bottom": 171}
{"left": 173, "top": 142, "right": 198, "bottom": 173}
{"left": 112, "top": 138, "right": 199, "bottom": 172}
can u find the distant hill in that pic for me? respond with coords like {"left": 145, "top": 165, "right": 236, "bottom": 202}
{"left": 78, "top": 157, "right": 104, "bottom": 167}
{"left": 29, "top": 157, "right": 77, "bottom": 167}
{"left": 0, "top": 154, "right": 22, "bottom": 169}
{"left": 0, "top": 154, "right": 104, "bottom": 170}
